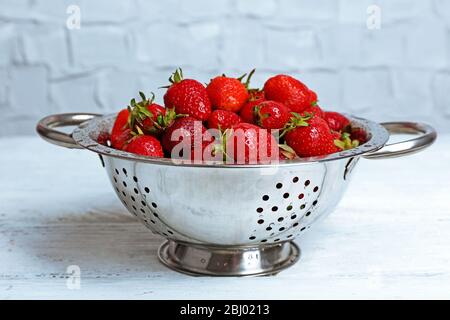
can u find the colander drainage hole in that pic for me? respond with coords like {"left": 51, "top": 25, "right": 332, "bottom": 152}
{"left": 115, "top": 187, "right": 119, "bottom": 193}
{"left": 249, "top": 236, "right": 256, "bottom": 240}
{"left": 133, "top": 176, "right": 138, "bottom": 182}
{"left": 276, "top": 183, "right": 283, "bottom": 189}
{"left": 261, "top": 239, "right": 267, "bottom": 243}
{"left": 272, "top": 206, "right": 278, "bottom": 212}
{"left": 168, "top": 230, "right": 173, "bottom": 235}
{"left": 131, "top": 196, "right": 135, "bottom": 202}
{"left": 313, "top": 186, "right": 319, "bottom": 192}
{"left": 256, "top": 207, "right": 263, "bottom": 213}
{"left": 291, "top": 214, "right": 297, "bottom": 219}
{"left": 115, "top": 169, "right": 119, "bottom": 175}
{"left": 278, "top": 217, "right": 284, "bottom": 222}
{"left": 300, "top": 227, "right": 306, "bottom": 231}
{"left": 151, "top": 202, "right": 157, "bottom": 208}
{"left": 113, "top": 177, "right": 117, "bottom": 183}
{"left": 266, "top": 226, "right": 272, "bottom": 231}
{"left": 141, "top": 200, "right": 146, "bottom": 206}
{"left": 300, "top": 204, "right": 306, "bottom": 210}
{"left": 140, "top": 208, "right": 145, "bottom": 214}
{"left": 122, "top": 191, "right": 126, "bottom": 197}
{"left": 274, "top": 238, "right": 280, "bottom": 242}
{"left": 150, "top": 220, "right": 155, "bottom": 224}
{"left": 306, "top": 211, "right": 311, "bottom": 217}
{"left": 313, "top": 200, "right": 318, "bottom": 206}
{"left": 122, "top": 168, "right": 127, "bottom": 176}
{"left": 304, "top": 180, "right": 310, "bottom": 187}
{"left": 292, "top": 177, "right": 299, "bottom": 183}
{"left": 134, "top": 188, "right": 139, "bottom": 194}
{"left": 287, "top": 234, "right": 293, "bottom": 238}
{"left": 257, "top": 219, "right": 264, "bottom": 224}
{"left": 132, "top": 205, "right": 137, "bottom": 211}
{"left": 298, "top": 193, "right": 304, "bottom": 199}
{"left": 122, "top": 181, "right": 127, "bottom": 187}
{"left": 279, "top": 227, "right": 285, "bottom": 231}
{"left": 144, "top": 187, "right": 150, "bottom": 193}
{"left": 153, "top": 212, "right": 159, "bottom": 218}
{"left": 293, "top": 222, "right": 299, "bottom": 227}
{"left": 262, "top": 195, "right": 269, "bottom": 201}
{"left": 287, "top": 205, "right": 293, "bottom": 211}
{"left": 283, "top": 193, "right": 289, "bottom": 199}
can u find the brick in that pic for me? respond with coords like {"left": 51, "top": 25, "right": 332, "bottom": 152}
{"left": 339, "top": 0, "right": 374, "bottom": 24}
{"left": 265, "top": 27, "right": 322, "bottom": 69}
{"left": 292, "top": 70, "right": 341, "bottom": 111}
{"left": 179, "top": 0, "right": 231, "bottom": 19}
{"left": 404, "top": 19, "right": 448, "bottom": 68}
{"left": 0, "top": 68, "right": 8, "bottom": 105}
{"left": 0, "top": 24, "right": 16, "bottom": 66}
{"left": 50, "top": 74, "right": 100, "bottom": 113}
{"left": 78, "top": 0, "right": 136, "bottom": 23}
{"left": 342, "top": 68, "right": 393, "bottom": 114}
{"left": 435, "top": 0, "right": 450, "bottom": 22}
{"left": 220, "top": 20, "right": 265, "bottom": 70}
{"left": 391, "top": 70, "right": 433, "bottom": 117}
{"left": 359, "top": 26, "right": 404, "bottom": 67}
{"left": 9, "top": 66, "right": 48, "bottom": 116}
{"left": 136, "top": 22, "right": 220, "bottom": 69}
{"left": 0, "top": 0, "right": 32, "bottom": 20}
{"left": 22, "top": 28, "right": 70, "bottom": 76}
{"left": 278, "top": 0, "right": 337, "bottom": 21}
{"left": 433, "top": 72, "right": 450, "bottom": 117}
{"left": 135, "top": 0, "right": 179, "bottom": 21}
{"left": 377, "top": 0, "right": 434, "bottom": 23}
{"left": 97, "top": 70, "right": 142, "bottom": 111}
{"left": 70, "top": 27, "right": 129, "bottom": 68}
{"left": 236, "top": 0, "right": 277, "bottom": 17}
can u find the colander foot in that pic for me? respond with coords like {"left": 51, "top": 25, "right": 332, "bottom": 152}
{"left": 158, "top": 240, "right": 300, "bottom": 277}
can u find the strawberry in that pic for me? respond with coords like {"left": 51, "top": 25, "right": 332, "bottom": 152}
{"left": 163, "top": 69, "right": 212, "bottom": 121}
{"left": 207, "top": 110, "right": 242, "bottom": 130}
{"left": 324, "top": 111, "right": 350, "bottom": 132}
{"left": 161, "top": 117, "right": 212, "bottom": 160}
{"left": 111, "top": 108, "right": 132, "bottom": 150}
{"left": 128, "top": 92, "right": 177, "bottom": 135}
{"left": 206, "top": 71, "right": 253, "bottom": 113}
{"left": 225, "top": 123, "right": 278, "bottom": 164}
{"left": 239, "top": 90, "right": 266, "bottom": 124}
{"left": 302, "top": 104, "right": 325, "bottom": 119}
{"left": 125, "top": 135, "right": 164, "bottom": 158}
{"left": 264, "top": 74, "right": 312, "bottom": 113}
{"left": 308, "top": 89, "right": 318, "bottom": 105}
{"left": 284, "top": 114, "right": 338, "bottom": 157}
{"left": 350, "top": 127, "right": 368, "bottom": 144}
{"left": 255, "top": 100, "right": 291, "bottom": 130}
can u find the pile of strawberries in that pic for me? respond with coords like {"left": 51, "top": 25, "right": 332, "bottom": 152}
{"left": 108, "top": 69, "right": 366, "bottom": 163}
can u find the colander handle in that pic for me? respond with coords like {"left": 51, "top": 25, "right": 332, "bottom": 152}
{"left": 363, "top": 122, "right": 437, "bottom": 160}
{"left": 36, "top": 113, "right": 101, "bottom": 149}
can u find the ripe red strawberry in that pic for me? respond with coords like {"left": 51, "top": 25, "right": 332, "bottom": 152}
{"left": 161, "top": 117, "right": 212, "bottom": 160}
{"left": 324, "top": 111, "right": 350, "bottom": 132}
{"left": 207, "top": 110, "right": 242, "bottom": 130}
{"left": 125, "top": 135, "right": 164, "bottom": 158}
{"left": 111, "top": 108, "right": 132, "bottom": 150}
{"left": 302, "top": 104, "right": 325, "bottom": 119}
{"left": 350, "top": 127, "right": 368, "bottom": 144}
{"left": 163, "top": 69, "right": 212, "bottom": 121}
{"left": 239, "top": 90, "right": 266, "bottom": 124}
{"left": 308, "top": 90, "right": 318, "bottom": 105}
{"left": 225, "top": 123, "right": 278, "bottom": 164}
{"left": 255, "top": 100, "right": 291, "bottom": 130}
{"left": 128, "top": 92, "right": 177, "bottom": 135}
{"left": 284, "top": 114, "right": 338, "bottom": 157}
{"left": 264, "top": 74, "right": 312, "bottom": 113}
{"left": 206, "top": 72, "right": 251, "bottom": 113}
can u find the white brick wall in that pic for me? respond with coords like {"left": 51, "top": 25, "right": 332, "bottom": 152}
{"left": 0, "top": 0, "right": 448, "bottom": 136}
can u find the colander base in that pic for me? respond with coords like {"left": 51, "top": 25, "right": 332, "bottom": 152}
{"left": 158, "top": 240, "right": 300, "bottom": 277}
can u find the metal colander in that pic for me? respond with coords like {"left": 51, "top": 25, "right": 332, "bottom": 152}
{"left": 37, "top": 113, "right": 436, "bottom": 276}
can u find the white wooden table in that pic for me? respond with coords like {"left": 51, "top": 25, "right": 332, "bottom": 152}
{"left": 1, "top": 135, "right": 449, "bottom": 299}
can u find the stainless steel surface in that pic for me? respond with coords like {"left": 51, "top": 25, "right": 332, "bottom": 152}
{"left": 158, "top": 240, "right": 300, "bottom": 276}
{"left": 36, "top": 112, "right": 437, "bottom": 276}
{"left": 363, "top": 122, "right": 437, "bottom": 159}
{"left": 36, "top": 113, "right": 101, "bottom": 149}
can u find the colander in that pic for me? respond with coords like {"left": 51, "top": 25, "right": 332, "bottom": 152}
{"left": 36, "top": 113, "right": 436, "bottom": 276}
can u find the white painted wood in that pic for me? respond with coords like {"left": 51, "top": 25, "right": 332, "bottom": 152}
{"left": 0, "top": 136, "right": 449, "bottom": 299}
